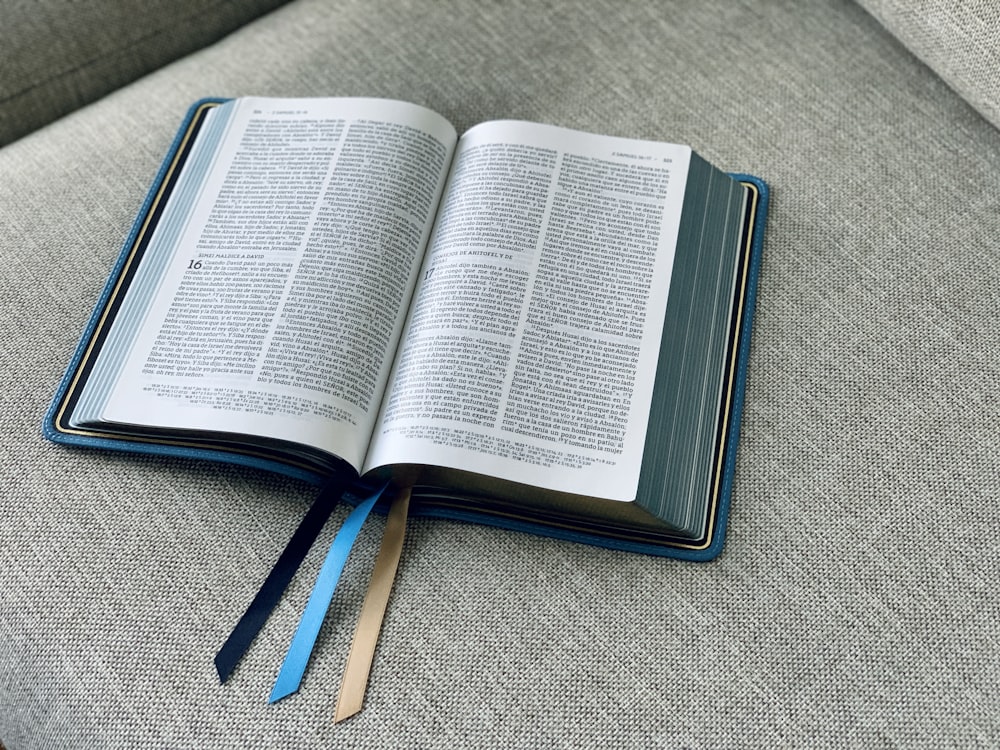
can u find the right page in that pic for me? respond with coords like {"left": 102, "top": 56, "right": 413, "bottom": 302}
{"left": 365, "top": 120, "right": 692, "bottom": 502}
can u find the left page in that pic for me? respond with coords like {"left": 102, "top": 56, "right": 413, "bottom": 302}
{"left": 72, "top": 97, "right": 457, "bottom": 471}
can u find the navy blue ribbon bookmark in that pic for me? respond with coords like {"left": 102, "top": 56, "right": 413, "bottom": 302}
{"left": 214, "top": 476, "right": 349, "bottom": 683}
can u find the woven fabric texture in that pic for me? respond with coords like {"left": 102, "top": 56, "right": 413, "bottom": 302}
{"left": 0, "top": 0, "right": 291, "bottom": 147}
{"left": 858, "top": 0, "right": 1000, "bottom": 130}
{"left": 1, "top": 0, "right": 999, "bottom": 747}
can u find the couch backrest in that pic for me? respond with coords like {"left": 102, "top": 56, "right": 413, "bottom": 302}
{"left": 857, "top": 0, "right": 1000, "bottom": 130}
{"left": 0, "top": 0, "right": 292, "bottom": 147}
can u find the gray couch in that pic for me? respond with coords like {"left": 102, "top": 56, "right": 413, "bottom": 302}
{"left": 2, "top": 1, "right": 998, "bottom": 747}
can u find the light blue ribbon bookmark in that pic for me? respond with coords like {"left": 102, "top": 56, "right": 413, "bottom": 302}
{"left": 268, "top": 480, "right": 388, "bottom": 704}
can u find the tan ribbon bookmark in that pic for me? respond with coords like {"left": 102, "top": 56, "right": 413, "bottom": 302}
{"left": 334, "top": 485, "right": 412, "bottom": 723}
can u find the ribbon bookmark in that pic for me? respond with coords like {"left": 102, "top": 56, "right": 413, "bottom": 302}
{"left": 269, "top": 481, "right": 389, "bottom": 704}
{"left": 215, "top": 476, "right": 348, "bottom": 683}
{"left": 335, "top": 485, "right": 412, "bottom": 723}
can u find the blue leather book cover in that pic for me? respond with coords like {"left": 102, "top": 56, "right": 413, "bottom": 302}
{"left": 45, "top": 98, "right": 768, "bottom": 561}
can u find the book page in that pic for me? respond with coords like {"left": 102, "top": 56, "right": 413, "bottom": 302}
{"left": 90, "top": 98, "right": 457, "bottom": 471}
{"left": 365, "top": 121, "right": 691, "bottom": 501}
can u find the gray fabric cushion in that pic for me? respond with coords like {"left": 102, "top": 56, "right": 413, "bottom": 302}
{"left": 0, "top": 0, "right": 291, "bottom": 147}
{"left": 2, "top": 0, "right": 1000, "bottom": 746}
{"left": 858, "top": 0, "right": 1000, "bottom": 129}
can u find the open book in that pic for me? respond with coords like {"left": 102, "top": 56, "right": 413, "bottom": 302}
{"left": 46, "top": 97, "right": 768, "bottom": 560}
